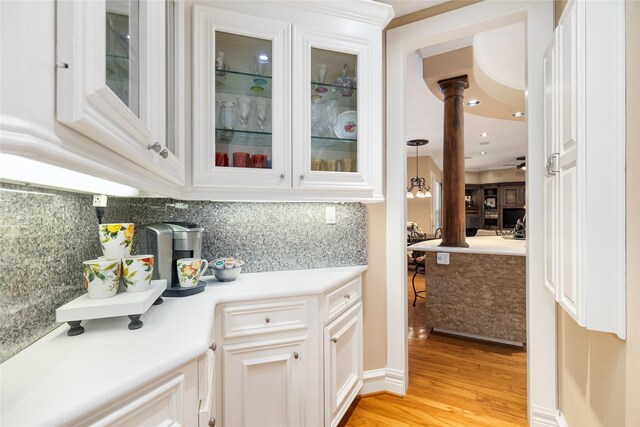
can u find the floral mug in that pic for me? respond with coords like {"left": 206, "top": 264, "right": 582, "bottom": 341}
{"left": 177, "top": 258, "right": 209, "bottom": 287}
{"left": 99, "top": 223, "right": 134, "bottom": 259}
{"left": 83, "top": 259, "right": 122, "bottom": 299}
{"left": 121, "top": 255, "right": 154, "bottom": 293}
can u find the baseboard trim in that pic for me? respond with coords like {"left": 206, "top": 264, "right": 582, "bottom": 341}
{"left": 360, "top": 368, "right": 406, "bottom": 396}
{"left": 531, "top": 405, "right": 562, "bottom": 427}
{"left": 432, "top": 327, "right": 524, "bottom": 347}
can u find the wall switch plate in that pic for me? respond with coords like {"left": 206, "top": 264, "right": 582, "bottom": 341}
{"left": 92, "top": 195, "right": 108, "bottom": 207}
{"left": 436, "top": 252, "right": 450, "bottom": 265}
{"left": 325, "top": 206, "right": 336, "bottom": 224}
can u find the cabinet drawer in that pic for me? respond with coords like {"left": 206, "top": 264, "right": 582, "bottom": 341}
{"left": 324, "top": 277, "right": 362, "bottom": 323}
{"left": 222, "top": 300, "right": 308, "bottom": 339}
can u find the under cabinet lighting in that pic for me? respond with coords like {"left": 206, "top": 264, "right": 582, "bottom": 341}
{"left": 0, "top": 153, "right": 140, "bottom": 196}
{"left": 465, "top": 99, "right": 481, "bottom": 107}
{"left": 480, "top": 151, "right": 487, "bottom": 155}
{"left": 480, "top": 132, "right": 489, "bottom": 137}
{"left": 512, "top": 112, "right": 525, "bottom": 117}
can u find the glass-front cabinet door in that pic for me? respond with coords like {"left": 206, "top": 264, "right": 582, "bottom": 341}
{"left": 292, "top": 28, "right": 373, "bottom": 194}
{"left": 57, "top": 0, "right": 185, "bottom": 185}
{"left": 193, "top": 7, "right": 291, "bottom": 189}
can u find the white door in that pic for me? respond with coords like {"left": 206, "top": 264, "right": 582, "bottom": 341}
{"left": 324, "top": 302, "right": 363, "bottom": 427}
{"left": 543, "top": 38, "right": 558, "bottom": 297}
{"left": 222, "top": 337, "right": 307, "bottom": 427}
{"left": 557, "top": 0, "right": 580, "bottom": 320}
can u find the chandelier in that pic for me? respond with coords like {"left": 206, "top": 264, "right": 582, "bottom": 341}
{"left": 406, "top": 139, "right": 432, "bottom": 199}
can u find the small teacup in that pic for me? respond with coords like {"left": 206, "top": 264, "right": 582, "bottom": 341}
{"left": 82, "top": 259, "right": 122, "bottom": 299}
{"left": 99, "top": 223, "right": 134, "bottom": 259}
{"left": 177, "top": 258, "right": 209, "bottom": 287}
{"left": 121, "top": 255, "right": 155, "bottom": 293}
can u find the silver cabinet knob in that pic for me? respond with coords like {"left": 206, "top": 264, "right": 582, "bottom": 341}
{"left": 279, "top": 173, "right": 285, "bottom": 181}
{"left": 331, "top": 337, "right": 337, "bottom": 343}
{"left": 209, "top": 342, "right": 217, "bottom": 352}
{"left": 299, "top": 175, "right": 304, "bottom": 181}
{"left": 265, "top": 316, "right": 271, "bottom": 324}
{"left": 159, "top": 148, "right": 169, "bottom": 159}
{"left": 147, "top": 142, "right": 161, "bottom": 153}
{"left": 208, "top": 416, "right": 216, "bottom": 427}
{"left": 344, "top": 294, "right": 351, "bottom": 300}
{"left": 294, "top": 352, "right": 299, "bottom": 359}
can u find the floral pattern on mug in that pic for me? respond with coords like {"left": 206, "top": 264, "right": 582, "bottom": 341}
{"left": 121, "top": 257, "right": 154, "bottom": 288}
{"left": 99, "top": 223, "right": 134, "bottom": 259}
{"left": 82, "top": 260, "right": 121, "bottom": 299}
{"left": 176, "top": 258, "right": 208, "bottom": 287}
{"left": 180, "top": 261, "right": 200, "bottom": 281}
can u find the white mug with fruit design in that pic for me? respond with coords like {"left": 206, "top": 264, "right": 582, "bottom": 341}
{"left": 176, "top": 258, "right": 209, "bottom": 287}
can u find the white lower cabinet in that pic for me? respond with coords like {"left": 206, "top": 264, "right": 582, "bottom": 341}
{"left": 222, "top": 336, "right": 308, "bottom": 427}
{"left": 324, "top": 302, "right": 363, "bottom": 427}
{"left": 79, "top": 360, "right": 200, "bottom": 427}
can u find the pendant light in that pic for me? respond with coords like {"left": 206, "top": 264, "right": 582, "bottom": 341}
{"left": 406, "top": 139, "right": 432, "bottom": 198}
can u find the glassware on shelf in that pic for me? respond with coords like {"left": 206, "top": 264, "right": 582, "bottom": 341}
{"left": 311, "top": 97, "right": 323, "bottom": 136}
{"left": 339, "top": 158, "right": 356, "bottom": 172}
{"left": 215, "top": 152, "right": 229, "bottom": 167}
{"left": 256, "top": 97, "right": 268, "bottom": 132}
{"left": 232, "top": 151, "right": 250, "bottom": 168}
{"left": 220, "top": 101, "right": 236, "bottom": 129}
{"left": 335, "top": 64, "right": 357, "bottom": 97}
{"left": 315, "top": 64, "right": 329, "bottom": 94}
{"left": 215, "top": 51, "right": 226, "bottom": 76}
{"left": 323, "top": 100, "right": 338, "bottom": 137}
{"left": 236, "top": 96, "right": 251, "bottom": 130}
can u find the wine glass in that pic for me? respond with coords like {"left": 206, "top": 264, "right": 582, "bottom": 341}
{"left": 236, "top": 96, "right": 251, "bottom": 130}
{"left": 256, "top": 98, "right": 268, "bottom": 132}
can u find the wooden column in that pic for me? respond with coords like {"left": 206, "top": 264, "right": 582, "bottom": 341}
{"left": 438, "top": 75, "right": 469, "bottom": 248}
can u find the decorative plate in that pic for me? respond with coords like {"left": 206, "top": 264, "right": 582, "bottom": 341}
{"left": 334, "top": 110, "right": 357, "bottom": 140}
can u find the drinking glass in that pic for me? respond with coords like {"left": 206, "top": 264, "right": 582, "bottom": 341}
{"left": 315, "top": 64, "right": 329, "bottom": 94}
{"left": 256, "top": 98, "right": 268, "bottom": 132}
{"left": 236, "top": 96, "right": 251, "bottom": 130}
{"left": 323, "top": 100, "right": 338, "bottom": 137}
{"left": 311, "top": 98, "right": 322, "bottom": 136}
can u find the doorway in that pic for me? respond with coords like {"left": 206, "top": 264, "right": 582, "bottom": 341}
{"left": 385, "top": 1, "right": 557, "bottom": 424}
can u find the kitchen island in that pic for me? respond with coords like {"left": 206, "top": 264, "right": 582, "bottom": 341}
{"left": 408, "top": 236, "right": 526, "bottom": 345}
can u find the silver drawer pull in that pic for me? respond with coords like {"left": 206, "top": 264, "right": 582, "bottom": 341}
{"left": 294, "top": 352, "right": 299, "bottom": 359}
{"left": 265, "top": 316, "right": 271, "bottom": 324}
{"left": 159, "top": 148, "right": 169, "bottom": 159}
{"left": 208, "top": 416, "right": 216, "bottom": 427}
{"left": 331, "top": 337, "right": 337, "bottom": 343}
{"left": 209, "top": 342, "right": 217, "bottom": 352}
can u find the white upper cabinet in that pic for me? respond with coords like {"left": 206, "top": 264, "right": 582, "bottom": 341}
{"left": 192, "top": 7, "right": 292, "bottom": 190}
{"left": 190, "top": 1, "right": 392, "bottom": 201}
{"left": 56, "top": 0, "right": 185, "bottom": 185}
{"left": 544, "top": 0, "right": 626, "bottom": 339}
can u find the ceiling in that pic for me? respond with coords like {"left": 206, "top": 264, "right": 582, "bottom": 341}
{"left": 374, "top": 0, "right": 449, "bottom": 17}
{"left": 404, "top": 22, "right": 527, "bottom": 172}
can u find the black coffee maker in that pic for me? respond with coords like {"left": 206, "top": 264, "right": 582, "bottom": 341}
{"left": 139, "top": 222, "right": 206, "bottom": 297}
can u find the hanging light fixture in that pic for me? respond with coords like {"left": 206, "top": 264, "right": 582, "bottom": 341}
{"left": 406, "top": 139, "right": 432, "bottom": 199}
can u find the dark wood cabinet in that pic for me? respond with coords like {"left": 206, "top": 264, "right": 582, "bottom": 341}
{"left": 465, "top": 182, "right": 526, "bottom": 230}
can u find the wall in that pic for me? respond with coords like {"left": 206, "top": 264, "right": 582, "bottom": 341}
{"left": 465, "top": 168, "right": 526, "bottom": 184}
{"left": 557, "top": 1, "right": 640, "bottom": 426}
{"left": 406, "top": 155, "right": 442, "bottom": 233}
{"left": 0, "top": 183, "right": 368, "bottom": 363}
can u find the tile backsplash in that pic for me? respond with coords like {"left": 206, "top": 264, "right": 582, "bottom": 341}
{"left": 0, "top": 183, "right": 367, "bottom": 362}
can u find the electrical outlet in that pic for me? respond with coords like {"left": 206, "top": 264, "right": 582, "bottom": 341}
{"left": 436, "top": 252, "right": 450, "bottom": 265}
{"left": 325, "top": 206, "right": 336, "bottom": 224}
{"left": 93, "top": 195, "right": 108, "bottom": 207}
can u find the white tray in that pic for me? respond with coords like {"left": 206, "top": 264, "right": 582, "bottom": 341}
{"left": 56, "top": 280, "right": 167, "bottom": 336}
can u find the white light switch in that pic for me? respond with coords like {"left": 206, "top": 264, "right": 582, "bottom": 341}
{"left": 436, "top": 252, "right": 450, "bottom": 265}
{"left": 325, "top": 206, "right": 336, "bottom": 224}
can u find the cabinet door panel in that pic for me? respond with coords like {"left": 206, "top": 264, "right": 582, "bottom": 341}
{"left": 223, "top": 337, "right": 307, "bottom": 427}
{"left": 324, "top": 302, "right": 363, "bottom": 427}
{"left": 192, "top": 6, "right": 291, "bottom": 189}
{"left": 558, "top": 155, "right": 578, "bottom": 319}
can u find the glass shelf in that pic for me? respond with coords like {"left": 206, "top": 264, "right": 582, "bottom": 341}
{"left": 216, "top": 69, "right": 272, "bottom": 98}
{"left": 311, "top": 81, "right": 357, "bottom": 91}
{"left": 311, "top": 137, "right": 357, "bottom": 153}
{"left": 215, "top": 128, "right": 272, "bottom": 148}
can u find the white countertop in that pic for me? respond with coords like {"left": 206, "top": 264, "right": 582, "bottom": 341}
{"left": 0, "top": 266, "right": 366, "bottom": 426}
{"left": 408, "top": 236, "right": 526, "bottom": 256}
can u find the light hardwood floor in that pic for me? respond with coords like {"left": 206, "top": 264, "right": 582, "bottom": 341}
{"left": 343, "top": 272, "right": 528, "bottom": 427}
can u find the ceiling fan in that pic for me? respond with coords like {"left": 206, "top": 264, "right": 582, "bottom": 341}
{"left": 503, "top": 156, "right": 526, "bottom": 170}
